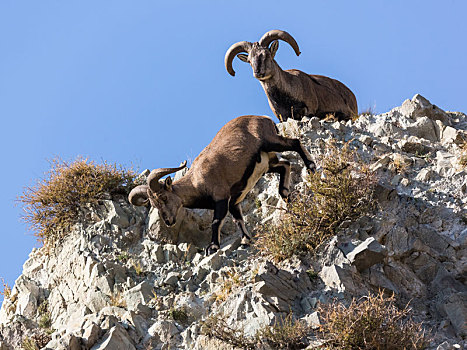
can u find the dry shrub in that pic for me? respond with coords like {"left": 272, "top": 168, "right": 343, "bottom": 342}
{"left": 256, "top": 139, "right": 376, "bottom": 261}
{"left": 109, "top": 291, "right": 127, "bottom": 308}
{"left": 257, "top": 313, "right": 309, "bottom": 349}
{"left": 201, "top": 313, "right": 257, "bottom": 349}
{"left": 19, "top": 157, "right": 137, "bottom": 245}
{"left": 201, "top": 312, "right": 310, "bottom": 350}
{"left": 0, "top": 277, "right": 11, "bottom": 300}
{"left": 213, "top": 269, "right": 242, "bottom": 303}
{"left": 459, "top": 142, "right": 467, "bottom": 168}
{"left": 359, "top": 105, "right": 375, "bottom": 117}
{"left": 318, "top": 291, "right": 428, "bottom": 350}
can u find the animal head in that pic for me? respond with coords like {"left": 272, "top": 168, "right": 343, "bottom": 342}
{"left": 128, "top": 161, "right": 187, "bottom": 227}
{"left": 225, "top": 30, "right": 301, "bottom": 80}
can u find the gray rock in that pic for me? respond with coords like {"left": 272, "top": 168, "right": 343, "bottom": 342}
{"left": 441, "top": 293, "right": 467, "bottom": 338}
{"left": 319, "top": 264, "right": 360, "bottom": 294}
{"left": 346, "top": 237, "right": 387, "bottom": 272}
{"left": 82, "top": 322, "right": 101, "bottom": 348}
{"left": 163, "top": 272, "right": 180, "bottom": 287}
{"left": 91, "top": 324, "right": 135, "bottom": 350}
{"left": 396, "top": 94, "right": 451, "bottom": 125}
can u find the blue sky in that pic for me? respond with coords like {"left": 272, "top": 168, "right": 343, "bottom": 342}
{"left": 1, "top": 1, "right": 466, "bottom": 300}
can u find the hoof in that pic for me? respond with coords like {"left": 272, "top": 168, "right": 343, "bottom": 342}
{"left": 307, "top": 162, "right": 316, "bottom": 173}
{"left": 205, "top": 244, "right": 219, "bottom": 256}
{"left": 279, "top": 187, "right": 290, "bottom": 199}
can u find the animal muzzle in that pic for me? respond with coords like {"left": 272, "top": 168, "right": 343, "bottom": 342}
{"left": 164, "top": 217, "right": 176, "bottom": 227}
{"left": 254, "top": 71, "right": 271, "bottom": 81}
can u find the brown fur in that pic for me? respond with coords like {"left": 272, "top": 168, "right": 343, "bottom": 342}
{"left": 226, "top": 33, "right": 358, "bottom": 121}
{"left": 129, "top": 115, "right": 315, "bottom": 254}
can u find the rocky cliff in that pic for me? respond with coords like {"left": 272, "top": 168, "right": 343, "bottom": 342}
{"left": 0, "top": 95, "right": 466, "bottom": 349}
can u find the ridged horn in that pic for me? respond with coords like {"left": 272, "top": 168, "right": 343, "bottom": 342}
{"left": 224, "top": 41, "right": 252, "bottom": 76}
{"left": 128, "top": 185, "right": 150, "bottom": 206}
{"left": 258, "top": 30, "right": 301, "bottom": 56}
{"left": 147, "top": 161, "right": 187, "bottom": 192}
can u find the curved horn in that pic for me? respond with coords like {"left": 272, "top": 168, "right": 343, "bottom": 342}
{"left": 128, "top": 185, "right": 150, "bottom": 206}
{"left": 224, "top": 41, "right": 252, "bottom": 76}
{"left": 147, "top": 161, "right": 187, "bottom": 192}
{"left": 258, "top": 30, "right": 301, "bottom": 56}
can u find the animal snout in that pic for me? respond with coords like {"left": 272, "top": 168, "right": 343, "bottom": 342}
{"left": 254, "top": 71, "right": 264, "bottom": 78}
{"left": 164, "top": 217, "right": 176, "bottom": 227}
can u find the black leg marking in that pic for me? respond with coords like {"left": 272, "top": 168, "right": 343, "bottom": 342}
{"left": 206, "top": 199, "right": 229, "bottom": 255}
{"left": 229, "top": 202, "right": 251, "bottom": 248}
{"left": 268, "top": 159, "right": 291, "bottom": 199}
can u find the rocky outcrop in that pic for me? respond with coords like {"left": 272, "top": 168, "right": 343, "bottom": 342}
{"left": 1, "top": 94, "right": 466, "bottom": 349}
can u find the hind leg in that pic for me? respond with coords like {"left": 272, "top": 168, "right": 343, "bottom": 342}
{"left": 263, "top": 137, "right": 315, "bottom": 172}
{"left": 229, "top": 202, "right": 251, "bottom": 248}
{"left": 268, "top": 156, "right": 291, "bottom": 199}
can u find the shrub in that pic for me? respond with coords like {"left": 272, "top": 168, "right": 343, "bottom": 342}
{"left": 257, "top": 313, "right": 309, "bottom": 349}
{"left": 0, "top": 277, "right": 11, "bottom": 300}
{"left": 22, "top": 337, "right": 39, "bottom": 350}
{"left": 201, "top": 313, "right": 257, "bottom": 349}
{"left": 317, "top": 291, "right": 428, "bottom": 350}
{"left": 170, "top": 307, "right": 189, "bottom": 324}
{"left": 256, "top": 139, "right": 376, "bottom": 261}
{"left": 459, "top": 142, "right": 467, "bottom": 168}
{"left": 19, "top": 157, "right": 137, "bottom": 245}
{"left": 109, "top": 291, "right": 127, "bottom": 308}
{"left": 201, "top": 312, "right": 310, "bottom": 349}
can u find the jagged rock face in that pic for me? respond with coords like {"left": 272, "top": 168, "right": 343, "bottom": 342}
{"left": 1, "top": 94, "right": 466, "bottom": 349}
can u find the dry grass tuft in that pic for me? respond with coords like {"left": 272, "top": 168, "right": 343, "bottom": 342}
{"left": 213, "top": 269, "right": 242, "bottom": 303}
{"left": 109, "top": 291, "right": 127, "bottom": 308}
{"left": 19, "top": 157, "right": 137, "bottom": 246}
{"left": 0, "top": 277, "right": 11, "bottom": 300}
{"left": 459, "top": 141, "right": 467, "bottom": 168}
{"left": 201, "top": 312, "right": 310, "bottom": 349}
{"left": 317, "top": 291, "right": 428, "bottom": 350}
{"left": 256, "top": 139, "right": 376, "bottom": 261}
{"left": 201, "top": 313, "right": 257, "bottom": 349}
{"left": 359, "top": 105, "right": 376, "bottom": 117}
{"left": 257, "top": 313, "right": 310, "bottom": 349}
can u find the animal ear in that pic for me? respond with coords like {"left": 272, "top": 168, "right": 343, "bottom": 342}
{"left": 269, "top": 40, "right": 279, "bottom": 58}
{"left": 237, "top": 53, "right": 249, "bottom": 63}
{"left": 164, "top": 176, "right": 173, "bottom": 191}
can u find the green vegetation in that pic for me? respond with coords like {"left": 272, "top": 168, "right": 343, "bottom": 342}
{"left": 22, "top": 337, "right": 39, "bottom": 350}
{"left": 19, "top": 157, "right": 137, "bottom": 246}
{"left": 37, "top": 300, "right": 52, "bottom": 329}
{"left": 22, "top": 332, "right": 52, "bottom": 350}
{"left": 318, "top": 291, "right": 428, "bottom": 350}
{"left": 256, "top": 140, "right": 376, "bottom": 261}
{"left": 170, "top": 307, "right": 189, "bottom": 324}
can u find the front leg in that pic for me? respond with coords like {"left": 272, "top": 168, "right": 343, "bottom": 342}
{"left": 206, "top": 199, "right": 229, "bottom": 255}
{"left": 229, "top": 202, "right": 251, "bottom": 248}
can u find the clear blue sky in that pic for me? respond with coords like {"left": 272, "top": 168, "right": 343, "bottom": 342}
{"left": 1, "top": 1, "right": 466, "bottom": 299}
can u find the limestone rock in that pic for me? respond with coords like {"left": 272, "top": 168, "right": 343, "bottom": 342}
{"left": 1, "top": 95, "right": 466, "bottom": 349}
{"left": 346, "top": 237, "right": 387, "bottom": 272}
{"left": 91, "top": 324, "right": 135, "bottom": 350}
